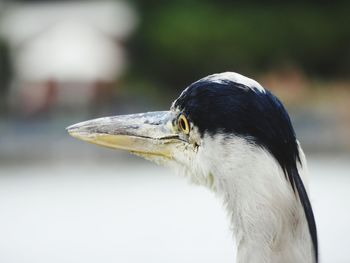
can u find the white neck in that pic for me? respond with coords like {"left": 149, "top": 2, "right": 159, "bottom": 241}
{"left": 193, "top": 136, "right": 314, "bottom": 263}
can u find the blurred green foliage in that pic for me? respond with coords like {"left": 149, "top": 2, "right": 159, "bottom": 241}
{"left": 0, "top": 40, "right": 11, "bottom": 113}
{"left": 128, "top": 1, "right": 350, "bottom": 94}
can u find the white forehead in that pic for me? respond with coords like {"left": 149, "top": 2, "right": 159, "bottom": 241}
{"left": 198, "top": 72, "right": 265, "bottom": 93}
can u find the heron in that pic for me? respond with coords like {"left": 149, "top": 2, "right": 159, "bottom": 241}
{"left": 67, "top": 72, "right": 318, "bottom": 263}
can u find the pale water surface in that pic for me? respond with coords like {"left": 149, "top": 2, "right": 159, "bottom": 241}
{"left": 0, "top": 156, "right": 349, "bottom": 263}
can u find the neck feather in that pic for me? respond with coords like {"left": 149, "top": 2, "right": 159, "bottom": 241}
{"left": 198, "top": 138, "right": 315, "bottom": 263}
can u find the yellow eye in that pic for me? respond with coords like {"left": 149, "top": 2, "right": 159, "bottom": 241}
{"left": 178, "top": 114, "right": 190, "bottom": 134}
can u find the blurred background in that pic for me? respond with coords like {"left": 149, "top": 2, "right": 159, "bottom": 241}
{"left": 0, "top": 0, "right": 349, "bottom": 262}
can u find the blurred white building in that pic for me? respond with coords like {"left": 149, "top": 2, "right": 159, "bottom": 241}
{"left": 0, "top": 1, "right": 137, "bottom": 114}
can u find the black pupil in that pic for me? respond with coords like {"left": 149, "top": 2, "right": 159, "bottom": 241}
{"left": 180, "top": 118, "right": 186, "bottom": 131}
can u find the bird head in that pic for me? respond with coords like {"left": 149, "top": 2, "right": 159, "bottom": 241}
{"left": 67, "top": 72, "right": 318, "bottom": 261}
{"left": 67, "top": 72, "right": 300, "bottom": 188}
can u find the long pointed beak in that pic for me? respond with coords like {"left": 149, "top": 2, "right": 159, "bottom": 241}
{"left": 66, "top": 111, "right": 182, "bottom": 159}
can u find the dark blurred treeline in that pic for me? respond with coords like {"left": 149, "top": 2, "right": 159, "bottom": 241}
{"left": 127, "top": 0, "right": 349, "bottom": 95}
{"left": 0, "top": 40, "right": 11, "bottom": 112}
